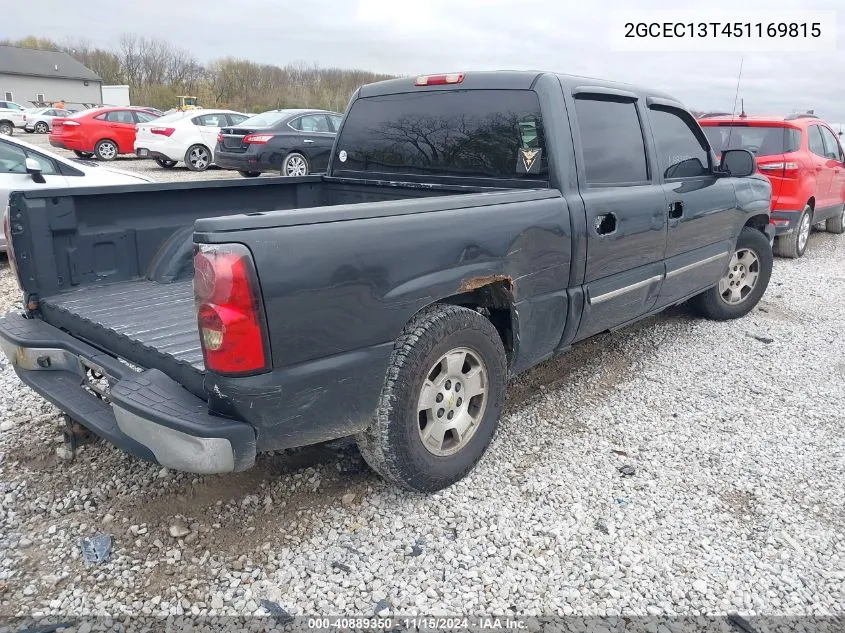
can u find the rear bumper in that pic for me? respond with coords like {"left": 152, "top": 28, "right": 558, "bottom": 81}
{"left": 49, "top": 138, "right": 68, "bottom": 150}
{"left": 0, "top": 312, "right": 256, "bottom": 474}
{"left": 215, "top": 151, "right": 270, "bottom": 173}
{"left": 770, "top": 210, "right": 802, "bottom": 236}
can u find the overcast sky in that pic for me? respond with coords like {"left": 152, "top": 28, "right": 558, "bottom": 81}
{"left": 5, "top": 0, "right": 845, "bottom": 123}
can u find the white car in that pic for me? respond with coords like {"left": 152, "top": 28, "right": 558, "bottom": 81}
{"left": 0, "top": 135, "right": 154, "bottom": 253}
{"left": 134, "top": 109, "right": 249, "bottom": 171}
{"left": 23, "top": 107, "right": 74, "bottom": 133}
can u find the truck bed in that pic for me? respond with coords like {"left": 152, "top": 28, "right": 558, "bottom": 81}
{"left": 39, "top": 279, "right": 205, "bottom": 395}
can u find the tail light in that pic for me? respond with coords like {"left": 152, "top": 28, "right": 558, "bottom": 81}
{"left": 758, "top": 161, "right": 799, "bottom": 174}
{"left": 415, "top": 73, "right": 464, "bottom": 86}
{"left": 193, "top": 243, "right": 269, "bottom": 375}
{"left": 243, "top": 134, "right": 274, "bottom": 144}
{"left": 151, "top": 127, "right": 175, "bottom": 137}
{"left": 217, "top": 132, "right": 223, "bottom": 143}
{"left": 62, "top": 120, "right": 80, "bottom": 127}
{"left": 22, "top": 115, "right": 26, "bottom": 122}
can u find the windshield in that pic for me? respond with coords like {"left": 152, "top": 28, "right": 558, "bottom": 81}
{"left": 334, "top": 89, "right": 548, "bottom": 181}
{"left": 702, "top": 124, "right": 801, "bottom": 156}
{"left": 236, "top": 111, "right": 290, "bottom": 128}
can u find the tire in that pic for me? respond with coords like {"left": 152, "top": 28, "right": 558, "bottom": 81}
{"left": 34, "top": 122, "right": 49, "bottom": 134}
{"left": 25, "top": 128, "right": 34, "bottom": 134}
{"left": 773, "top": 206, "right": 812, "bottom": 258}
{"left": 185, "top": 144, "right": 211, "bottom": 171}
{"left": 282, "top": 152, "right": 309, "bottom": 177}
{"left": 0, "top": 121, "right": 13, "bottom": 136}
{"left": 155, "top": 157, "right": 178, "bottom": 169}
{"left": 94, "top": 139, "right": 118, "bottom": 161}
{"left": 356, "top": 304, "right": 507, "bottom": 492}
{"left": 693, "top": 227, "right": 773, "bottom": 321}
{"left": 237, "top": 170, "right": 261, "bottom": 178}
{"left": 74, "top": 151, "right": 94, "bottom": 159}
{"left": 825, "top": 204, "right": 845, "bottom": 234}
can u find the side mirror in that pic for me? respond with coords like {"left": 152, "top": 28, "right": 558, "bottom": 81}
{"left": 25, "top": 157, "right": 45, "bottom": 183}
{"left": 719, "top": 149, "right": 756, "bottom": 178}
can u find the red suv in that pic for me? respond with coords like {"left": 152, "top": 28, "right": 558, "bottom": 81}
{"left": 701, "top": 114, "right": 845, "bottom": 258}
{"left": 49, "top": 107, "right": 160, "bottom": 161}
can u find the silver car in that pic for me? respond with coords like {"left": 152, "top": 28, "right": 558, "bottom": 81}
{"left": 1, "top": 136, "right": 154, "bottom": 252}
{"left": 23, "top": 107, "right": 74, "bottom": 134}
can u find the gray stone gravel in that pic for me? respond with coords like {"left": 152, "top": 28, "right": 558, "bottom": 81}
{"left": 0, "top": 145, "right": 843, "bottom": 620}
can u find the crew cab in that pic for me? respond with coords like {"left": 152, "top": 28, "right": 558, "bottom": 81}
{"left": 0, "top": 71, "right": 774, "bottom": 492}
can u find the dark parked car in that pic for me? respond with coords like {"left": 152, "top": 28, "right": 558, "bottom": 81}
{"left": 215, "top": 108, "right": 343, "bottom": 177}
{"left": 0, "top": 71, "right": 774, "bottom": 493}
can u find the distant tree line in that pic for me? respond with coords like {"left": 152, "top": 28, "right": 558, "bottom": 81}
{"left": 2, "top": 34, "right": 395, "bottom": 113}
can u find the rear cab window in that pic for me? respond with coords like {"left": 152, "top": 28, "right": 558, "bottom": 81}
{"left": 332, "top": 89, "right": 549, "bottom": 183}
{"left": 573, "top": 96, "right": 648, "bottom": 185}
{"left": 702, "top": 124, "right": 801, "bottom": 157}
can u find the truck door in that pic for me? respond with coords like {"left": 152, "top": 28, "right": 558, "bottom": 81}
{"left": 569, "top": 92, "right": 668, "bottom": 341}
{"left": 647, "top": 102, "right": 739, "bottom": 308}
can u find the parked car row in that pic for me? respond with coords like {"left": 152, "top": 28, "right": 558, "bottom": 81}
{"left": 700, "top": 112, "right": 845, "bottom": 258}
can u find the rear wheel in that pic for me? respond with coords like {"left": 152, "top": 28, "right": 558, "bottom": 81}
{"left": 74, "top": 151, "right": 94, "bottom": 159}
{"left": 825, "top": 204, "right": 845, "bottom": 234}
{"left": 282, "top": 152, "right": 309, "bottom": 177}
{"left": 773, "top": 206, "right": 812, "bottom": 258}
{"left": 185, "top": 144, "right": 211, "bottom": 171}
{"left": 357, "top": 304, "right": 507, "bottom": 492}
{"left": 155, "top": 157, "right": 178, "bottom": 169}
{"left": 0, "top": 121, "right": 12, "bottom": 136}
{"left": 94, "top": 139, "right": 118, "bottom": 161}
{"left": 693, "top": 227, "right": 772, "bottom": 321}
{"left": 34, "top": 121, "right": 49, "bottom": 134}
{"left": 238, "top": 170, "right": 260, "bottom": 178}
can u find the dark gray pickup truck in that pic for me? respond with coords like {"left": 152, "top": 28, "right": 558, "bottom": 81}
{"left": 1, "top": 71, "right": 774, "bottom": 491}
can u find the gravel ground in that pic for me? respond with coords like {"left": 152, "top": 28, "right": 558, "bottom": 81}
{"left": 0, "top": 161, "right": 843, "bottom": 622}
{"left": 15, "top": 131, "right": 275, "bottom": 182}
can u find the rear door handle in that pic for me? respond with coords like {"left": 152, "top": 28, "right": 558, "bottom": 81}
{"left": 669, "top": 201, "right": 684, "bottom": 219}
{"left": 303, "top": 139, "right": 315, "bottom": 144}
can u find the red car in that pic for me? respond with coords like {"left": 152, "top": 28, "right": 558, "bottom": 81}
{"left": 49, "top": 107, "right": 160, "bottom": 162}
{"left": 701, "top": 114, "right": 845, "bottom": 257}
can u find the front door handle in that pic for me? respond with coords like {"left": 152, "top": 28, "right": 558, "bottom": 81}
{"left": 669, "top": 201, "right": 684, "bottom": 219}
{"left": 303, "top": 139, "right": 315, "bottom": 144}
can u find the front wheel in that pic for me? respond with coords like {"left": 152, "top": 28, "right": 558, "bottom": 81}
{"left": 692, "top": 227, "right": 773, "bottom": 321}
{"left": 237, "top": 170, "right": 261, "bottom": 178}
{"left": 155, "top": 157, "right": 178, "bottom": 169}
{"left": 357, "top": 304, "right": 507, "bottom": 492}
{"left": 825, "top": 204, "right": 844, "bottom": 234}
{"left": 282, "top": 152, "right": 309, "bottom": 177}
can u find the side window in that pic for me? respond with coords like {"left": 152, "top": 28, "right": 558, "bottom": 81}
{"left": 296, "top": 114, "right": 331, "bottom": 133}
{"left": 196, "top": 113, "right": 226, "bottom": 127}
{"left": 329, "top": 115, "right": 344, "bottom": 132}
{"left": 0, "top": 140, "right": 27, "bottom": 173}
{"left": 0, "top": 141, "right": 57, "bottom": 175}
{"left": 228, "top": 114, "right": 248, "bottom": 125}
{"left": 574, "top": 96, "right": 648, "bottom": 185}
{"left": 106, "top": 110, "right": 134, "bottom": 124}
{"left": 820, "top": 126, "right": 844, "bottom": 161}
{"left": 25, "top": 150, "right": 58, "bottom": 175}
{"left": 95, "top": 113, "right": 108, "bottom": 121}
{"left": 649, "top": 107, "right": 710, "bottom": 179}
{"left": 135, "top": 111, "right": 157, "bottom": 123}
{"left": 808, "top": 125, "right": 826, "bottom": 157}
